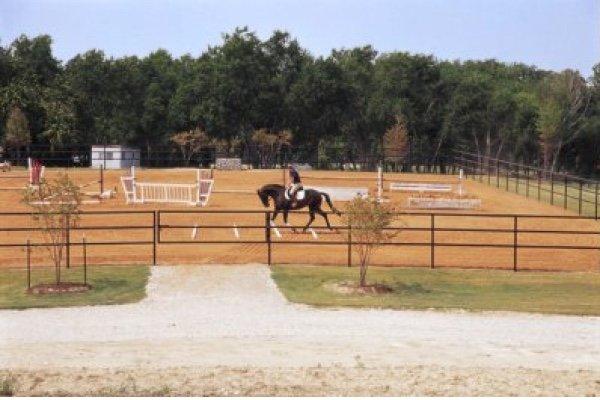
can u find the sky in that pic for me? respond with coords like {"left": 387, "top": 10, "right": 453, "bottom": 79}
{"left": 1, "top": 0, "right": 599, "bottom": 76}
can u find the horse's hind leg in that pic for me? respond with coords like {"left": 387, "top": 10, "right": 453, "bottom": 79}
{"left": 318, "top": 208, "right": 333, "bottom": 231}
{"left": 303, "top": 211, "right": 315, "bottom": 232}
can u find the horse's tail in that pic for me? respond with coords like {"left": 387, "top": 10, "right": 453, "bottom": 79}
{"left": 320, "top": 192, "right": 342, "bottom": 216}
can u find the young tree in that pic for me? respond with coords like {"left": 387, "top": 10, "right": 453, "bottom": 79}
{"left": 251, "top": 128, "right": 292, "bottom": 167}
{"left": 23, "top": 173, "right": 82, "bottom": 285}
{"left": 343, "top": 197, "right": 397, "bottom": 287}
{"left": 170, "top": 127, "right": 211, "bottom": 165}
{"left": 4, "top": 106, "right": 31, "bottom": 158}
{"left": 383, "top": 115, "right": 409, "bottom": 169}
{"left": 537, "top": 70, "right": 590, "bottom": 171}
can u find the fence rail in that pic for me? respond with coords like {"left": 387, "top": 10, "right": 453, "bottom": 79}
{"left": 1, "top": 209, "right": 598, "bottom": 277}
{"left": 454, "top": 151, "right": 600, "bottom": 218}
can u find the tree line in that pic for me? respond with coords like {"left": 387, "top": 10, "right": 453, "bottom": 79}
{"left": 1, "top": 27, "right": 599, "bottom": 175}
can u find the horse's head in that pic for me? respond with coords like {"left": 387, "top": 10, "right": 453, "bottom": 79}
{"left": 257, "top": 184, "right": 285, "bottom": 207}
{"left": 257, "top": 186, "right": 270, "bottom": 207}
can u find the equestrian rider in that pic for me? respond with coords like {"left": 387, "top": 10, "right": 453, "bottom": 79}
{"left": 287, "top": 164, "right": 303, "bottom": 206}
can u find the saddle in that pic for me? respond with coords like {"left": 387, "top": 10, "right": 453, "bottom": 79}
{"left": 285, "top": 188, "right": 306, "bottom": 201}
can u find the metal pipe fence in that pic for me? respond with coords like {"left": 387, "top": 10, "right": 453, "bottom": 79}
{"left": 1, "top": 209, "right": 597, "bottom": 282}
{"left": 454, "top": 151, "right": 600, "bottom": 218}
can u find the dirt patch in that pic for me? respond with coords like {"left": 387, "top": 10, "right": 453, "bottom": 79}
{"left": 325, "top": 281, "right": 393, "bottom": 294}
{"left": 28, "top": 283, "right": 91, "bottom": 294}
{"left": 3, "top": 365, "right": 600, "bottom": 396}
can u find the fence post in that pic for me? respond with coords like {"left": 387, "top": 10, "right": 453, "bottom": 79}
{"left": 563, "top": 175, "right": 568, "bottom": 209}
{"left": 550, "top": 172, "right": 554, "bottom": 205}
{"left": 579, "top": 181, "right": 583, "bottom": 215}
{"left": 100, "top": 165, "right": 104, "bottom": 194}
{"left": 538, "top": 171, "right": 541, "bottom": 201}
{"left": 347, "top": 224, "right": 352, "bottom": 268}
{"left": 66, "top": 213, "right": 71, "bottom": 269}
{"left": 496, "top": 159, "right": 500, "bottom": 187}
{"left": 83, "top": 236, "right": 87, "bottom": 285}
{"left": 265, "top": 212, "right": 272, "bottom": 266}
{"left": 515, "top": 164, "right": 519, "bottom": 193}
{"left": 26, "top": 239, "right": 31, "bottom": 290}
{"left": 513, "top": 216, "right": 518, "bottom": 272}
{"left": 525, "top": 167, "right": 529, "bottom": 197}
{"left": 594, "top": 182, "right": 598, "bottom": 219}
{"left": 430, "top": 214, "right": 435, "bottom": 269}
{"left": 153, "top": 211, "right": 157, "bottom": 266}
{"left": 505, "top": 163, "right": 509, "bottom": 191}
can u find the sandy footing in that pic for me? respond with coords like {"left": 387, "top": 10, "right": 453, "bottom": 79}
{"left": 1, "top": 264, "right": 599, "bottom": 395}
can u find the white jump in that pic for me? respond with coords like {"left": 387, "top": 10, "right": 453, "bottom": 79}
{"left": 389, "top": 182, "right": 453, "bottom": 192}
{"left": 306, "top": 186, "right": 369, "bottom": 201}
{"left": 408, "top": 197, "right": 481, "bottom": 209}
{"left": 121, "top": 167, "right": 213, "bottom": 206}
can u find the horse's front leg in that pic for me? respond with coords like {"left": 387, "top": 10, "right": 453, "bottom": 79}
{"left": 271, "top": 209, "right": 279, "bottom": 222}
{"left": 283, "top": 209, "right": 295, "bottom": 233}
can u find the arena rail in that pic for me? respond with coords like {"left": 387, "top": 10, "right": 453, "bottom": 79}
{"left": 2, "top": 210, "right": 597, "bottom": 278}
{"left": 454, "top": 151, "right": 600, "bottom": 218}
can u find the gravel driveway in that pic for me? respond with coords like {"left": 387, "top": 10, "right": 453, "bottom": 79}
{"left": 1, "top": 264, "right": 599, "bottom": 395}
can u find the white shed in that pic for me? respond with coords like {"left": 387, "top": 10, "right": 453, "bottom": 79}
{"left": 91, "top": 145, "right": 140, "bottom": 169}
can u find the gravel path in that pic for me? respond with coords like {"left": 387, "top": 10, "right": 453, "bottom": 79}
{"left": 1, "top": 264, "right": 599, "bottom": 395}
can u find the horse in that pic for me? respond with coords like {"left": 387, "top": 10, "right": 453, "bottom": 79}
{"left": 257, "top": 183, "right": 342, "bottom": 232}
{"left": 0, "top": 160, "right": 11, "bottom": 172}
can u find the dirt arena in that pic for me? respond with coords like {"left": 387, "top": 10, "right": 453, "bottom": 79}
{"left": 0, "top": 166, "right": 598, "bottom": 271}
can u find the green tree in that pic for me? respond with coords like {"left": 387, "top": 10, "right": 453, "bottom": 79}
{"left": 4, "top": 106, "right": 31, "bottom": 157}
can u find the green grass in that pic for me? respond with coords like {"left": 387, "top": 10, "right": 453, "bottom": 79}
{"left": 0, "top": 265, "right": 150, "bottom": 309}
{"left": 272, "top": 265, "right": 600, "bottom": 315}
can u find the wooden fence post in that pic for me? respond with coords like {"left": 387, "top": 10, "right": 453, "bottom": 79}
{"left": 83, "top": 236, "right": 87, "bottom": 285}
{"left": 430, "top": 214, "right": 435, "bottom": 269}
{"left": 153, "top": 211, "right": 157, "bottom": 266}
{"left": 27, "top": 239, "right": 31, "bottom": 290}
{"left": 563, "top": 175, "right": 568, "bottom": 209}
{"left": 550, "top": 172, "right": 554, "bottom": 205}
{"left": 66, "top": 213, "right": 71, "bottom": 269}
{"left": 513, "top": 216, "right": 518, "bottom": 272}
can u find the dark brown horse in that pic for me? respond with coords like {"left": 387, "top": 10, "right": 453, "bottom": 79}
{"left": 257, "top": 184, "right": 341, "bottom": 231}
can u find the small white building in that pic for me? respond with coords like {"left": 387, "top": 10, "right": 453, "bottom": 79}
{"left": 91, "top": 145, "right": 140, "bottom": 169}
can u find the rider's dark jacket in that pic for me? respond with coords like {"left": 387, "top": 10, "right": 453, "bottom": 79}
{"left": 289, "top": 167, "right": 301, "bottom": 184}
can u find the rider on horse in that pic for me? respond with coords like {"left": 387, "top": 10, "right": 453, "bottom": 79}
{"left": 287, "top": 164, "right": 303, "bottom": 206}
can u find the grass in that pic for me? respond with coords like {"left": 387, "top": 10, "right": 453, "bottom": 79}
{"left": 0, "top": 374, "right": 15, "bottom": 396}
{"left": 0, "top": 265, "right": 150, "bottom": 309}
{"left": 272, "top": 265, "right": 600, "bottom": 315}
